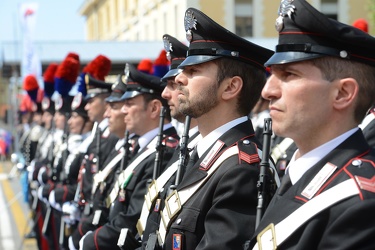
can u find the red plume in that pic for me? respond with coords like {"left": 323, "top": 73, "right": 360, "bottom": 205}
{"left": 154, "top": 50, "right": 169, "bottom": 66}
{"left": 353, "top": 18, "right": 368, "bottom": 33}
{"left": 55, "top": 57, "right": 80, "bottom": 83}
{"left": 23, "top": 74, "right": 39, "bottom": 91}
{"left": 137, "top": 58, "right": 153, "bottom": 75}
{"left": 65, "top": 52, "right": 80, "bottom": 62}
{"left": 43, "top": 63, "right": 59, "bottom": 83}
{"left": 89, "top": 55, "right": 111, "bottom": 80}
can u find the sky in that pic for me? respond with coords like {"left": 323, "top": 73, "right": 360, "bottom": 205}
{"left": 0, "top": 0, "right": 86, "bottom": 43}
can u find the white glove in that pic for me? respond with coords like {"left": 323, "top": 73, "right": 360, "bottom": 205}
{"left": 79, "top": 231, "right": 93, "bottom": 250}
{"left": 62, "top": 202, "right": 81, "bottom": 224}
{"left": 49, "top": 190, "right": 61, "bottom": 211}
{"left": 68, "top": 235, "right": 78, "bottom": 250}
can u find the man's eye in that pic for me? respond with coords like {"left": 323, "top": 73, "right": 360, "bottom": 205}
{"left": 187, "top": 67, "right": 197, "bottom": 74}
{"left": 281, "top": 71, "right": 294, "bottom": 79}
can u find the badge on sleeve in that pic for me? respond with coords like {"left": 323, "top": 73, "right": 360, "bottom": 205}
{"left": 173, "top": 234, "right": 182, "bottom": 250}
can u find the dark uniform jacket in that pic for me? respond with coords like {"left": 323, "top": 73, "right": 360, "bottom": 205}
{"left": 361, "top": 107, "right": 375, "bottom": 148}
{"left": 249, "top": 130, "right": 375, "bottom": 250}
{"left": 82, "top": 126, "right": 179, "bottom": 250}
{"left": 138, "top": 131, "right": 201, "bottom": 249}
{"left": 71, "top": 142, "right": 127, "bottom": 247}
{"left": 42, "top": 127, "right": 118, "bottom": 203}
{"left": 164, "top": 120, "right": 265, "bottom": 250}
{"left": 79, "top": 128, "right": 119, "bottom": 206}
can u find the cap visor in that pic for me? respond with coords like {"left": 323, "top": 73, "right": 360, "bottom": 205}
{"left": 161, "top": 68, "right": 182, "bottom": 82}
{"left": 84, "top": 93, "right": 96, "bottom": 101}
{"left": 105, "top": 96, "right": 123, "bottom": 103}
{"left": 178, "top": 55, "right": 221, "bottom": 69}
{"left": 120, "top": 91, "right": 142, "bottom": 101}
{"left": 265, "top": 52, "right": 324, "bottom": 66}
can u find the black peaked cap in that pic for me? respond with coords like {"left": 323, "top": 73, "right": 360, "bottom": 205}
{"left": 161, "top": 34, "right": 188, "bottom": 81}
{"left": 121, "top": 63, "right": 163, "bottom": 101}
{"left": 105, "top": 74, "right": 127, "bottom": 103}
{"left": 179, "top": 8, "right": 274, "bottom": 70}
{"left": 266, "top": 0, "right": 375, "bottom": 66}
{"left": 84, "top": 73, "right": 113, "bottom": 100}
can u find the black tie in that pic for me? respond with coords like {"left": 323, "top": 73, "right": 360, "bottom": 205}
{"left": 131, "top": 139, "right": 140, "bottom": 157}
{"left": 277, "top": 171, "right": 292, "bottom": 195}
{"left": 185, "top": 147, "right": 199, "bottom": 170}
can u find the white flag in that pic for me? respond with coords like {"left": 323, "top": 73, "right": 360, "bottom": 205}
{"left": 19, "top": 3, "right": 42, "bottom": 82}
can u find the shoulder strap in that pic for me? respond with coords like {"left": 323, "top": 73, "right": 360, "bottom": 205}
{"left": 254, "top": 178, "right": 359, "bottom": 250}
{"left": 158, "top": 145, "right": 240, "bottom": 244}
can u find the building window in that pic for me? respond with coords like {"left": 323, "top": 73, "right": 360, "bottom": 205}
{"left": 235, "top": 0, "right": 253, "bottom": 37}
{"left": 321, "top": 0, "right": 337, "bottom": 20}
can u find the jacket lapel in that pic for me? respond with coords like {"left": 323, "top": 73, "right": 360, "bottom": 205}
{"left": 253, "top": 129, "right": 370, "bottom": 238}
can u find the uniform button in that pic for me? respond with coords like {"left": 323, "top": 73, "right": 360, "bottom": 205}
{"left": 160, "top": 188, "right": 164, "bottom": 193}
{"left": 243, "top": 139, "right": 250, "bottom": 145}
{"left": 352, "top": 159, "right": 362, "bottom": 167}
{"left": 176, "top": 218, "right": 182, "bottom": 224}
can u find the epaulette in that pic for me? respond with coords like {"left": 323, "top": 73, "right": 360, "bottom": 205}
{"left": 346, "top": 156, "right": 375, "bottom": 200}
{"left": 237, "top": 138, "right": 261, "bottom": 165}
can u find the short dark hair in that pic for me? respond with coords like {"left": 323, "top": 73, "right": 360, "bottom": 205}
{"left": 142, "top": 93, "right": 171, "bottom": 121}
{"left": 310, "top": 57, "right": 375, "bottom": 123}
{"left": 214, "top": 58, "right": 267, "bottom": 116}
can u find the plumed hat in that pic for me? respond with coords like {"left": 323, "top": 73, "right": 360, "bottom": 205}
{"left": 42, "top": 63, "right": 58, "bottom": 114}
{"left": 77, "top": 54, "right": 112, "bottom": 99}
{"left": 153, "top": 50, "right": 170, "bottom": 78}
{"left": 137, "top": 58, "right": 153, "bottom": 75}
{"left": 23, "top": 74, "right": 39, "bottom": 103}
{"left": 55, "top": 57, "right": 80, "bottom": 97}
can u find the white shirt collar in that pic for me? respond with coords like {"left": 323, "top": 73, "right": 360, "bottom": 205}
{"left": 138, "top": 123, "right": 173, "bottom": 151}
{"left": 189, "top": 126, "right": 199, "bottom": 137}
{"left": 115, "top": 138, "right": 125, "bottom": 151}
{"left": 98, "top": 118, "right": 109, "bottom": 131}
{"left": 287, "top": 127, "right": 358, "bottom": 184}
{"left": 196, "top": 116, "right": 247, "bottom": 157}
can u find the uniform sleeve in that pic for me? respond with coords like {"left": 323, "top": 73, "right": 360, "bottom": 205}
{"left": 81, "top": 157, "right": 155, "bottom": 250}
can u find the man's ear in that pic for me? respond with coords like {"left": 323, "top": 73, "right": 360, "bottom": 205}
{"left": 333, "top": 78, "right": 358, "bottom": 110}
{"left": 221, "top": 76, "right": 243, "bottom": 101}
{"left": 149, "top": 99, "right": 162, "bottom": 119}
